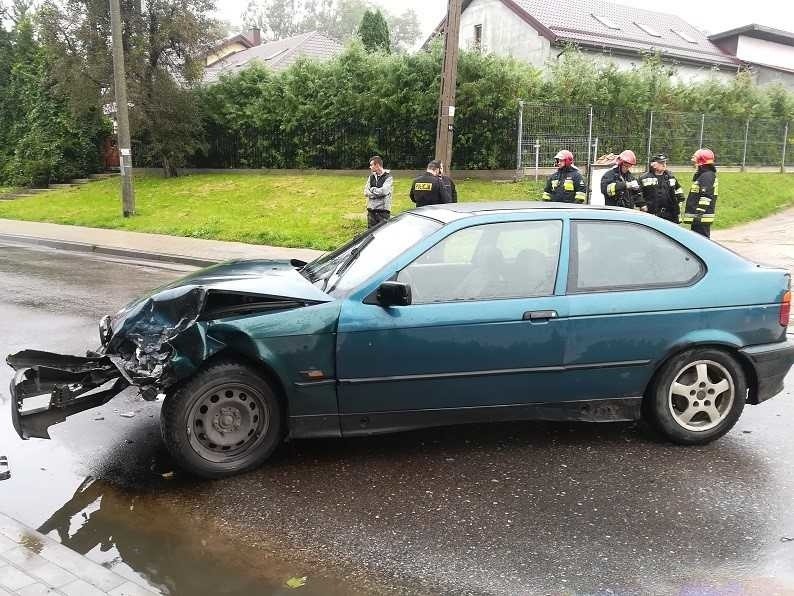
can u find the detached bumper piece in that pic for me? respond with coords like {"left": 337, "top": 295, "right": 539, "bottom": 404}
{"left": 7, "top": 350, "right": 129, "bottom": 440}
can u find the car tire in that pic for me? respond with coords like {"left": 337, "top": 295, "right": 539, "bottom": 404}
{"left": 645, "top": 348, "right": 746, "bottom": 445}
{"left": 160, "top": 360, "right": 282, "bottom": 479}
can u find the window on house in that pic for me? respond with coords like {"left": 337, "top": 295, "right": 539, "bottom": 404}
{"left": 591, "top": 14, "right": 621, "bottom": 30}
{"left": 474, "top": 24, "right": 483, "bottom": 51}
{"left": 635, "top": 22, "right": 662, "bottom": 37}
{"left": 671, "top": 29, "right": 698, "bottom": 43}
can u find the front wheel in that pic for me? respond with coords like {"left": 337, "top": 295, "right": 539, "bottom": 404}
{"left": 160, "top": 360, "right": 282, "bottom": 479}
{"left": 645, "top": 348, "right": 746, "bottom": 445}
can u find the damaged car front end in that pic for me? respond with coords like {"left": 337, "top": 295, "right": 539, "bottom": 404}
{"left": 7, "top": 260, "right": 332, "bottom": 442}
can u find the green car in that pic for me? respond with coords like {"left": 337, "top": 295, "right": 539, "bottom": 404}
{"left": 8, "top": 203, "right": 794, "bottom": 478}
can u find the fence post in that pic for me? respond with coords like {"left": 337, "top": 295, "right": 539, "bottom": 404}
{"left": 741, "top": 118, "right": 750, "bottom": 172}
{"left": 534, "top": 138, "right": 540, "bottom": 182}
{"left": 516, "top": 100, "right": 525, "bottom": 175}
{"left": 588, "top": 137, "right": 599, "bottom": 204}
{"left": 699, "top": 114, "right": 705, "bottom": 149}
{"left": 646, "top": 110, "right": 654, "bottom": 165}
{"left": 782, "top": 122, "right": 789, "bottom": 173}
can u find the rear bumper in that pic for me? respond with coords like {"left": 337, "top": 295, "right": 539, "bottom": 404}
{"left": 740, "top": 338, "right": 794, "bottom": 404}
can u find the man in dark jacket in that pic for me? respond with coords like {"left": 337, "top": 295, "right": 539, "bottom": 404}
{"left": 542, "top": 150, "right": 587, "bottom": 203}
{"left": 682, "top": 148, "right": 718, "bottom": 237}
{"left": 439, "top": 162, "right": 458, "bottom": 203}
{"left": 639, "top": 153, "right": 684, "bottom": 223}
{"left": 364, "top": 155, "right": 393, "bottom": 228}
{"left": 600, "top": 150, "right": 644, "bottom": 210}
{"left": 410, "top": 160, "right": 450, "bottom": 207}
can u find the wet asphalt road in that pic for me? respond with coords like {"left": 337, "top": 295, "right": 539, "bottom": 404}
{"left": 1, "top": 242, "right": 794, "bottom": 596}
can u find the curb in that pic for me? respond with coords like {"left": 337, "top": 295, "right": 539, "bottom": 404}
{"left": 0, "top": 232, "right": 218, "bottom": 268}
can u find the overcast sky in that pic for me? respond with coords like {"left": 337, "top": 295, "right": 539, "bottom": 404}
{"left": 214, "top": 0, "right": 794, "bottom": 40}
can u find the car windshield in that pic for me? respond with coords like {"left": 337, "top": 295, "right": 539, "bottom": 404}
{"left": 301, "top": 213, "right": 442, "bottom": 296}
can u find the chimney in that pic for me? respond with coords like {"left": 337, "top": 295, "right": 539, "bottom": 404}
{"left": 248, "top": 27, "right": 262, "bottom": 46}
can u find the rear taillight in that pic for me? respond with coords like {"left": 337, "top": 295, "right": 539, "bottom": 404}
{"left": 781, "top": 276, "right": 792, "bottom": 327}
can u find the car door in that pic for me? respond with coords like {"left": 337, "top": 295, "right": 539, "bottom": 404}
{"left": 335, "top": 217, "right": 569, "bottom": 435}
{"left": 560, "top": 218, "right": 706, "bottom": 403}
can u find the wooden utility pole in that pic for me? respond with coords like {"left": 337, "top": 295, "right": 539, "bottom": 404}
{"left": 109, "top": 0, "right": 135, "bottom": 217}
{"left": 435, "top": 0, "right": 462, "bottom": 170}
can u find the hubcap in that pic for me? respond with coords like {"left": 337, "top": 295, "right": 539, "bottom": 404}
{"left": 187, "top": 384, "right": 269, "bottom": 463}
{"left": 668, "top": 360, "right": 734, "bottom": 432}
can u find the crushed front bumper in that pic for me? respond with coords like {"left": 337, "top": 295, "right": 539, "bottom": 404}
{"left": 8, "top": 350, "right": 130, "bottom": 439}
{"left": 740, "top": 338, "right": 794, "bottom": 404}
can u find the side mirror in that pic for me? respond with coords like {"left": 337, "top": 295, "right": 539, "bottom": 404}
{"left": 377, "top": 281, "right": 412, "bottom": 307}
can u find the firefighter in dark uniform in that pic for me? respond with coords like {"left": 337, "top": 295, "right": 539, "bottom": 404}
{"left": 638, "top": 153, "right": 684, "bottom": 223}
{"left": 683, "top": 148, "right": 718, "bottom": 237}
{"left": 541, "top": 150, "right": 587, "bottom": 203}
{"left": 410, "top": 160, "right": 450, "bottom": 207}
{"left": 600, "top": 150, "right": 645, "bottom": 210}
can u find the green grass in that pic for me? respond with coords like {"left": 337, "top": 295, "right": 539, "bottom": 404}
{"left": 0, "top": 186, "right": 13, "bottom": 194}
{"left": 0, "top": 172, "right": 790, "bottom": 250}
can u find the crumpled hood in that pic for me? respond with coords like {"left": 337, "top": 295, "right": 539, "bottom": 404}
{"left": 141, "top": 259, "right": 332, "bottom": 304}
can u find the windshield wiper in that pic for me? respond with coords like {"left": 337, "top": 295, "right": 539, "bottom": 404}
{"left": 324, "top": 234, "right": 375, "bottom": 291}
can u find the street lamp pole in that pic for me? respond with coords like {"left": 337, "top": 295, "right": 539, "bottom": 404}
{"left": 109, "top": 0, "right": 135, "bottom": 217}
{"left": 435, "top": 0, "right": 462, "bottom": 171}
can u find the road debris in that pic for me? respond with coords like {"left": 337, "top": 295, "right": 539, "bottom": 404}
{"left": 119, "top": 412, "right": 136, "bottom": 418}
{"left": 0, "top": 456, "right": 9, "bottom": 480}
{"left": 285, "top": 576, "right": 307, "bottom": 589}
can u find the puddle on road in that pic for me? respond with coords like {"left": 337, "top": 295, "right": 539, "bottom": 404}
{"left": 33, "top": 476, "right": 356, "bottom": 596}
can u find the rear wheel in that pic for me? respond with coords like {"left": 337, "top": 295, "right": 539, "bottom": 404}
{"left": 645, "top": 348, "right": 746, "bottom": 445}
{"left": 160, "top": 360, "right": 282, "bottom": 478}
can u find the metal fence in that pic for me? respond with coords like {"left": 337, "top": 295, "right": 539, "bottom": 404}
{"left": 518, "top": 102, "right": 791, "bottom": 176}
{"left": 134, "top": 102, "right": 790, "bottom": 173}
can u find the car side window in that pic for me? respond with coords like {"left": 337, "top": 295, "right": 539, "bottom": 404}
{"left": 569, "top": 220, "right": 703, "bottom": 292}
{"left": 397, "top": 220, "right": 562, "bottom": 303}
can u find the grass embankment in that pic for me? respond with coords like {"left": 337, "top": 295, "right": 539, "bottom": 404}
{"left": 0, "top": 172, "right": 790, "bottom": 250}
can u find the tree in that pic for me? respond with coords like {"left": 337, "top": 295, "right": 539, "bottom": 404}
{"left": 242, "top": 0, "right": 371, "bottom": 43}
{"left": 358, "top": 8, "right": 389, "bottom": 53}
{"left": 39, "top": 0, "right": 221, "bottom": 176}
{"left": 386, "top": 9, "right": 420, "bottom": 52}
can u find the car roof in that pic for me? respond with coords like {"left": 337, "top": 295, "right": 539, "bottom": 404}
{"left": 411, "top": 201, "right": 631, "bottom": 224}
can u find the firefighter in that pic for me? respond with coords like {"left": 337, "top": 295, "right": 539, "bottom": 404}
{"left": 409, "top": 160, "right": 449, "bottom": 207}
{"left": 600, "top": 150, "right": 644, "bottom": 210}
{"left": 638, "top": 153, "right": 684, "bottom": 223}
{"left": 683, "top": 148, "right": 718, "bottom": 237}
{"left": 541, "top": 150, "right": 587, "bottom": 203}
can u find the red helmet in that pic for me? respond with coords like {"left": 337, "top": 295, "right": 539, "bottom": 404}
{"left": 692, "top": 148, "right": 715, "bottom": 166}
{"left": 616, "top": 150, "right": 637, "bottom": 166}
{"left": 554, "top": 150, "right": 574, "bottom": 168}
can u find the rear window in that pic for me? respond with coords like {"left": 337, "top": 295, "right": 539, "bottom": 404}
{"left": 569, "top": 220, "right": 704, "bottom": 292}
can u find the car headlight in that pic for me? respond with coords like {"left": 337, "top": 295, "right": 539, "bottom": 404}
{"left": 99, "top": 315, "right": 113, "bottom": 346}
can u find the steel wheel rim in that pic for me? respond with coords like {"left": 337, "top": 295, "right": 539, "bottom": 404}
{"left": 186, "top": 382, "right": 269, "bottom": 464}
{"left": 668, "top": 359, "right": 735, "bottom": 432}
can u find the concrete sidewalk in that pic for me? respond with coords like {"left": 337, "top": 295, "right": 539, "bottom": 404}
{"left": 0, "top": 512, "right": 159, "bottom": 595}
{"left": 0, "top": 219, "right": 323, "bottom": 267}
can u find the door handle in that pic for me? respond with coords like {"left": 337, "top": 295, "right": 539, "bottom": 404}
{"left": 522, "top": 310, "right": 558, "bottom": 321}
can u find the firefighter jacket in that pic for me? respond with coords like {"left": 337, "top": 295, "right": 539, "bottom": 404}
{"left": 410, "top": 172, "right": 450, "bottom": 207}
{"left": 683, "top": 165, "right": 718, "bottom": 225}
{"left": 541, "top": 165, "right": 587, "bottom": 203}
{"left": 638, "top": 170, "right": 684, "bottom": 223}
{"left": 600, "top": 166, "right": 644, "bottom": 209}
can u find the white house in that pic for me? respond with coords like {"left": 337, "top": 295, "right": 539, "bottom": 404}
{"left": 709, "top": 24, "right": 794, "bottom": 89}
{"left": 430, "top": 0, "right": 742, "bottom": 83}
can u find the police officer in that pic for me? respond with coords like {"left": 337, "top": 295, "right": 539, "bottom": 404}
{"left": 438, "top": 162, "right": 458, "bottom": 203}
{"left": 683, "top": 148, "right": 718, "bottom": 237}
{"left": 410, "top": 160, "right": 450, "bottom": 207}
{"left": 541, "top": 150, "right": 586, "bottom": 203}
{"left": 638, "top": 153, "right": 684, "bottom": 223}
{"left": 600, "top": 150, "right": 644, "bottom": 210}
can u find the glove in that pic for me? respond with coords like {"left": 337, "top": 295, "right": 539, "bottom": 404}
{"left": 627, "top": 180, "right": 640, "bottom": 191}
